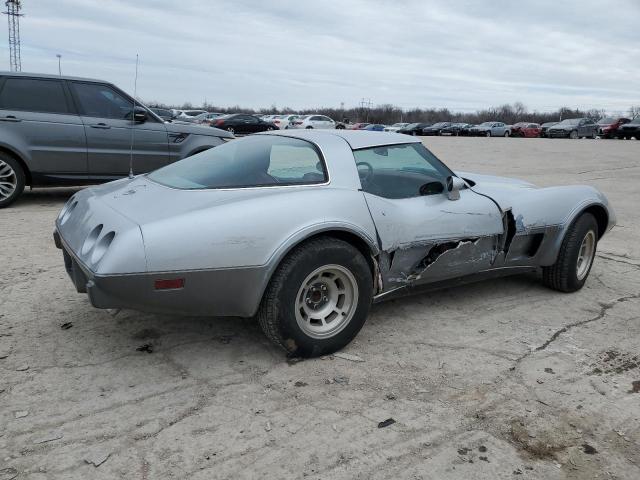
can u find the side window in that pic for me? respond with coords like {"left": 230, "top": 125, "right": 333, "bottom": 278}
{"left": 310, "top": 116, "right": 322, "bottom": 121}
{"left": 268, "top": 142, "right": 326, "bottom": 183}
{"left": 353, "top": 143, "right": 453, "bottom": 199}
{"left": 71, "top": 82, "right": 133, "bottom": 119}
{"left": 0, "top": 78, "right": 69, "bottom": 114}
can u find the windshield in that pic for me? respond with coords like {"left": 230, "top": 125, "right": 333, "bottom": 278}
{"left": 557, "top": 118, "right": 581, "bottom": 125}
{"left": 392, "top": 123, "right": 408, "bottom": 127}
{"left": 404, "top": 123, "right": 420, "bottom": 129}
{"left": 148, "top": 135, "right": 327, "bottom": 189}
{"left": 630, "top": 117, "right": 640, "bottom": 124}
{"left": 598, "top": 117, "right": 615, "bottom": 125}
{"left": 431, "top": 122, "right": 447, "bottom": 128}
{"left": 479, "top": 122, "right": 494, "bottom": 126}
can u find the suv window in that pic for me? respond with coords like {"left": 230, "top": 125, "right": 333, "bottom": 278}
{"left": 148, "top": 135, "right": 327, "bottom": 189}
{"left": 353, "top": 143, "right": 453, "bottom": 199}
{"left": 0, "top": 78, "right": 69, "bottom": 114}
{"left": 71, "top": 82, "right": 133, "bottom": 119}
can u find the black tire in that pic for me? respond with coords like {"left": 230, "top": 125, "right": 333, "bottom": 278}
{"left": 305, "top": 126, "right": 313, "bottom": 129}
{"left": 0, "top": 153, "right": 25, "bottom": 208}
{"left": 569, "top": 130, "right": 578, "bottom": 139}
{"left": 258, "top": 237, "right": 373, "bottom": 357}
{"left": 485, "top": 131, "right": 491, "bottom": 137}
{"left": 226, "top": 127, "right": 234, "bottom": 134}
{"left": 542, "top": 213, "right": 598, "bottom": 293}
{"left": 336, "top": 124, "right": 345, "bottom": 130}
{"left": 504, "top": 131, "right": 510, "bottom": 137}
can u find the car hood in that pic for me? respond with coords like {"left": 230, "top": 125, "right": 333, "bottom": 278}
{"left": 165, "top": 121, "right": 234, "bottom": 139}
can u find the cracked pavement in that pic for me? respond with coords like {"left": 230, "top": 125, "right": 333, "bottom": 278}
{"left": 1, "top": 137, "right": 639, "bottom": 479}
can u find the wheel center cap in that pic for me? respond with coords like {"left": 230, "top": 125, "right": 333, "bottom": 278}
{"left": 306, "top": 283, "right": 328, "bottom": 309}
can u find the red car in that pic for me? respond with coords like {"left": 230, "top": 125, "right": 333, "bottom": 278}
{"left": 510, "top": 122, "right": 541, "bottom": 138}
{"left": 596, "top": 117, "right": 631, "bottom": 138}
{"left": 348, "top": 122, "right": 371, "bottom": 130}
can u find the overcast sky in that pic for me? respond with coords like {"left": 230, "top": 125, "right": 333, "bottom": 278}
{"left": 4, "top": 0, "right": 639, "bottom": 112}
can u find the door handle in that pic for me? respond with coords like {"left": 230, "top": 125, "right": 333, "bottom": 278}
{"left": 89, "top": 123, "right": 111, "bottom": 129}
{"left": 0, "top": 115, "right": 21, "bottom": 122}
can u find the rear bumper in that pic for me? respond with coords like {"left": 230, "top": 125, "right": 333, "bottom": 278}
{"left": 54, "top": 229, "right": 267, "bottom": 318}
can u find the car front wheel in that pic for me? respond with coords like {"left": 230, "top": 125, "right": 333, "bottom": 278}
{"left": 258, "top": 237, "right": 373, "bottom": 357}
{"left": 0, "top": 154, "right": 25, "bottom": 208}
{"left": 569, "top": 130, "right": 578, "bottom": 139}
{"left": 542, "top": 213, "right": 598, "bottom": 292}
{"left": 485, "top": 131, "right": 491, "bottom": 137}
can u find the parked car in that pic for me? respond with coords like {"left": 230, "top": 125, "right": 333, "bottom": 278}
{"left": 468, "top": 122, "right": 510, "bottom": 137}
{"left": 0, "top": 72, "right": 233, "bottom": 208}
{"left": 363, "top": 124, "right": 386, "bottom": 131}
{"left": 211, "top": 114, "right": 278, "bottom": 135}
{"left": 510, "top": 122, "right": 541, "bottom": 138}
{"left": 397, "top": 123, "right": 431, "bottom": 135}
{"left": 547, "top": 118, "right": 597, "bottom": 139}
{"left": 616, "top": 116, "right": 640, "bottom": 139}
{"left": 540, "top": 122, "right": 558, "bottom": 138}
{"left": 440, "top": 123, "right": 473, "bottom": 136}
{"left": 273, "top": 114, "right": 299, "bottom": 130}
{"left": 54, "top": 130, "right": 615, "bottom": 357}
{"left": 175, "top": 109, "right": 208, "bottom": 122}
{"left": 421, "top": 122, "right": 452, "bottom": 136}
{"left": 290, "top": 115, "right": 336, "bottom": 129}
{"left": 596, "top": 117, "right": 631, "bottom": 138}
{"left": 384, "top": 122, "right": 409, "bottom": 132}
{"left": 149, "top": 108, "right": 176, "bottom": 122}
{"left": 347, "top": 123, "right": 371, "bottom": 130}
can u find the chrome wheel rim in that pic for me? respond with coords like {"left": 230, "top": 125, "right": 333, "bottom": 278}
{"left": 0, "top": 159, "right": 17, "bottom": 201}
{"left": 576, "top": 230, "right": 596, "bottom": 280}
{"left": 294, "top": 264, "right": 359, "bottom": 339}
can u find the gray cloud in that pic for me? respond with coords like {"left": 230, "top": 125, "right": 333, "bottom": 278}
{"left": 4, "top": 0, "right": 639, "bottom": 112}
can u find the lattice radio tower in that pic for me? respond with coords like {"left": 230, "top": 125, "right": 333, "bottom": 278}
{"left": 4, "top": 0, "right": 23, "bottom": 72}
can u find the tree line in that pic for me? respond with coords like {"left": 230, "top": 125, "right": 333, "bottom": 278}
{"left": 146, "top": 100, "right": 640, "bottom": 125}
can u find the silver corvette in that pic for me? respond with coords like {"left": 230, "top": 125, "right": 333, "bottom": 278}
{"left": 54, "top": 130, "right": 615, "bottom": 357}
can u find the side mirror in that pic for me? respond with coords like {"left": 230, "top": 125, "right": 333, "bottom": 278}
{"left": 446, "top": 175, "right": 466, "bottom": 201}
{"left": 128, "top": 106, "right": 147, "bottom": 123}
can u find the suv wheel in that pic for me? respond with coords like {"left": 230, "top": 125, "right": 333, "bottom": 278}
{"left": 0, "top": 154, "right": 25, "bottom": 208}
{"left": 258, "top": 237, "right": 373, "bottom": 357}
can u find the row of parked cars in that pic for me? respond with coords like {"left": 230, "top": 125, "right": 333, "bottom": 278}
{"left": 385, "top": 117, "right": 640, "bottom": 139}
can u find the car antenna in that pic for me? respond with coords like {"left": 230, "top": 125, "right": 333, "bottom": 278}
{"left": 128, "top": 53, "right": 139, "bottom": 179}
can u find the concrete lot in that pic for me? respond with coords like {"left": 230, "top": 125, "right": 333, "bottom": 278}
{"left": 1, "top": 137, "right": 639, "bottom": 479}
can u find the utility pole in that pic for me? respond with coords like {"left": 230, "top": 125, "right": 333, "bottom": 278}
{"left": 360, "top": 98, "right": 373, "bottom": 122}
{"left": 3, "top": 0, "right": 23, "bottom": 72}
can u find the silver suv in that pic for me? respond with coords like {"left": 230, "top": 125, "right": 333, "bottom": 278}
{"left": 0, "top": 72, "right": 233, "bottom": 207}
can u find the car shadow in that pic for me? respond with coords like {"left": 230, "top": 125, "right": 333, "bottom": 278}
{"left": 12, "top": 186, "right": 84, "bottom": 208}
{"left": 63, "top": 271, "right": 544, "bottom": 369}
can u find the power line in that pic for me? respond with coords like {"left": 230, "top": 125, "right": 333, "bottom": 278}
{"left": 4, "top": 0, "right": 23, "bottom": 72}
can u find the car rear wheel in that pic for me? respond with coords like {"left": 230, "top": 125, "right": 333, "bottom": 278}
{"left": 258, "top": 237, "right": 373, "bottom": 357}
{"left": 569, "top": 130, "right": 578, "bottom": 139}
{"left": 542, "top": 213, "right": 598, "bottom": 292}
{"left": 0, "top": 154, "right": 25, "bottom": 208}
{"left": 504, "top": 131, "right": 510, "bottom": 137}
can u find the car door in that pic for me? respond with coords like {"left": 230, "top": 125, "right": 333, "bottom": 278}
{"left": 69, "top": 81, "right": 169, "bottom": 178}
{"left": 0, "top": 76, "right": 87, "bottom": 178}
{"left": 321, "top": 116, "right": 335, "bottom": 129}
{"left": 354, "top": 142, "right": 505, "bottom": 290}
{"left": 493, "top": 122, "right": 505, "bottom": 136}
